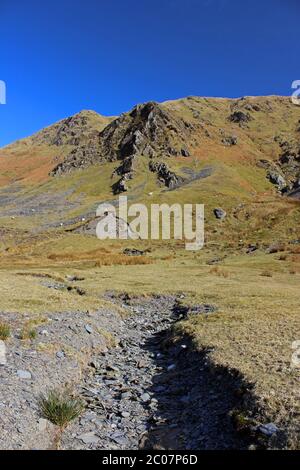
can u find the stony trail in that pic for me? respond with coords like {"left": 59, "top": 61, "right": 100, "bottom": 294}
{"left": 63, "top": 295, "right": 248, "bottom": 450}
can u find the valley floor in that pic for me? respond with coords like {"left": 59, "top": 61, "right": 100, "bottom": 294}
{"left": 0, "top": 248, "right": 299, "bottom": 449}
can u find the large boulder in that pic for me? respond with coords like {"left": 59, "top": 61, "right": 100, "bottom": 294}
{"left": 267, "top": 171, "right": 287, "bottom": 190}
{"left": 214, "top": 208, "right": 227, "bottom": 220}
{"left": 228, "top": 111, "right": 252, "bottom": 124}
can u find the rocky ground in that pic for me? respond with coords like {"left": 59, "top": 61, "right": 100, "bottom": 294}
{"left": 0, "top": 306, "right": 121, "bottom": 450}
{"left": 63, "top": 294, "right": 250, "bottom": 450}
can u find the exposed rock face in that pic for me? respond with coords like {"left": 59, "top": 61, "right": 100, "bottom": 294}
{"left": 149, "top": 161, "right": 183, "bottom": 189}
{"left": 267, "top": 171, "right": 287, "bottom": 191}
{"left": 112, "top": 175, "right": 129, "bottom": 194}
{"left": 257, "top": 157, "right": 294, "bottom": 193}
{"left": 51, "top": 102, "right": 192, "bottom": 178}
{"left": 276, "top": 139, "right": 300, "bottom": 192}
{"left": 29, "top": 96, "right": 300, "bottom": 200}
{"left": 228, "top": 111, "right": 252, "bottom": 124}
{"left": 256, "top": 136, "right": 300, "bottom": 194}
{"left": 99, "top": 101, "right": 191, "bottom": 161}
{"left": 31, "top": 110, "right": 112, "bottom": 147}
{"left": 222, "top": 135, "right": 238, "bottom": 146}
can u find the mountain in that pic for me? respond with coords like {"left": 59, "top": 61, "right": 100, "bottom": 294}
{"left": 1, "top": 96, "right": 299, "bottom": 193}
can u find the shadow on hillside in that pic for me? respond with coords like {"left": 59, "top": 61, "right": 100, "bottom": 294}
{"left": 139, "top": 322, "right": 257, "bottom": 450}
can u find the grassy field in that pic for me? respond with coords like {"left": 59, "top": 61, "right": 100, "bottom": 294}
{"left": 0, "top": 234, "right": 299, "bottom": 446}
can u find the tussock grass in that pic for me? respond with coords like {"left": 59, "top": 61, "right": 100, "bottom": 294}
{"left": 39, "top": 388, "right": 83, "bottom": 429}
{"left": 0, "top": 322, "right": 10, "bottom": 340}
{"left": 20, "top": 326, "right": 37, "bottom": 340}
{"left": 39, "top": 388, "right": 84, "bottom": 449}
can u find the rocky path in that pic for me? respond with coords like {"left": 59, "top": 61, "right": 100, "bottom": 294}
{"left": 63, "top": 295, "right": 248, "bottom": 450}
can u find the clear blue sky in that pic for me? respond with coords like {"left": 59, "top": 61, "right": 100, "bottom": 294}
{"left": 0, "top": 0, "right": 298, "bottom": 147}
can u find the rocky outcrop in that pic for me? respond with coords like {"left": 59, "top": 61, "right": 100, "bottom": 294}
{"left": 51, "top": 102, "right": 192, "bottom": 177}
{"left": 276, "top": 139, "right": 300, "bottom": 192}
{"left": 112, "top": 175, "right": 130, "bottom": 194}
{"left": 214, "top": 208, "right": 227, "bottom": 220}
{"left": 99, "top": 101, "right": 191, "bottom": 161}
{"left": 32, "top": 110, "right": 112, "bottom": 148}
{"left": 228, "top": 111, "right": 252, "bottom": 124}
{"left": 222, "top": 135, "right": 238, "bottom": 146}
{"left": 149, "top": 161, "right": 184, "bottom": 189}
{"left": 267, "top": 171, "right": 287, "bottom": 191}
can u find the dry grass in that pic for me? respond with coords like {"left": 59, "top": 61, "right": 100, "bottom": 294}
{"left": 209, "top": 266, "right": 231, "bottom": 278}
{"left": 260, "top": 270, "right": 273, "bottom": 277}
{"left": 0, "top": 322, "right": 10, "bottom": 340}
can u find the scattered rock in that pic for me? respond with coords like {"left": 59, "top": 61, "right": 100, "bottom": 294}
{"left": 267, "top": 171, "right": 287, "bottom": 190}
{"left": 149, "top": 161, "right": 184, "bottom": 189}
{"left": 258, "top": 423, "right": 279, "bottom": 437}
{"left": 181, "top": 146, "right": 190, "bottom": 157}
{"left": 78, "top": 432, "right": 100, "bottom": 444}
{"left": 56, "top": 351, "right": 65, "bottom": 359}
{"left": 66, "top": 275, "right": 85, "bottom": 282}
{"left": 0, "top": 340, "right": 7, "bottom": 366}
{"left": 140, "top": 393, "right": 151, "bottom": 403}
{"left": 222, "top": 135, "right": 238, "bottom": 146}
{"left": 85, "top": 325, "right": 93, "bottom": 334}
{"left": 214, "top": 208, "right": 227, "bottom": 220}
{"left": 246, "top": 244, "right": 258, "bottom": 254}
{"left": 123, "top": 248, "right": 144, "bottom": 257}
{"left": 229, "top": 111, "right": 252, "bottom": 124}
{"left": 17, "top": 370, "right": 32, "bottom": 380}
{"left": 38, "top": 418, "right": 48, "bottom": 432}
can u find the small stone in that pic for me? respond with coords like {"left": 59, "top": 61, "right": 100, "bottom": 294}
{"left": 0, "top": 340, "right": 7, "bottom": 365}
{"left": 137, "top": 360, "right": 147, "bottom": 368}
{"left": 85, "top": 324, "right": 93, "bottom": 334}
{"left": 38, "top": 418, "right": 48, "bottom": 432}
{"left": 17, "top": 370, "right": 32, "bottom": 380}
{"left": 78, "top": 432, "right": 100, "bottom": 444}
{"left": 56, "top": 351, "right": 65, "bottom": 359}
{"left": 140, "top": 393, "right": 151, "bottom": 403}
{"left": 110, "top": 432, "right": 128, "bottom": 445}
{"left": 259, "top": 423, "right": 279, "bottom": 437}
{"left": 167, "top": 364, "right": 176, "bottom": 371}
{"left": 40, "top": 330, "right": 49, "bottom": 336}
{"left": 89, "top": 360, "right": 100, "bottom": 369}
{"left": 121, "top": 411, "right": 130, "bottom": 418}
{"left": 214, "top": 208, "right": 227, "bottom": 220}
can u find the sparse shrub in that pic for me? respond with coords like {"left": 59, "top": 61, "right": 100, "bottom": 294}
{"left": 268, "top": 242, "right": 286, "bottom": 254}
{"left": 0, "top": 323, "right": 10, "bottom": 340}
{"left": 278, "top": 254, "right": 287, "bottom": 261}
{"left": 20, "top": 327, "right": 37, "bottom": 340}
{"left": 209, "top": 266, "right": 230, "bottom": 278}
{"left": 288, "top": 246, "right": 300, "bottom": 255}
{"left": 39, "top": 388, "right": 84, "bottom": 449}
{"left": 289, "top": 268, "right": 298, "bottom": 275}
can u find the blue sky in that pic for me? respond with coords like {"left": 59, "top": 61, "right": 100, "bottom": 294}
{"left": 0, "top": 0, "right": 298, "bottom": 147}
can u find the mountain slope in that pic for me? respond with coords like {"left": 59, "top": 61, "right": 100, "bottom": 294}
{"left": 1, "top": 96, "right": 300, "bottom": 191}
